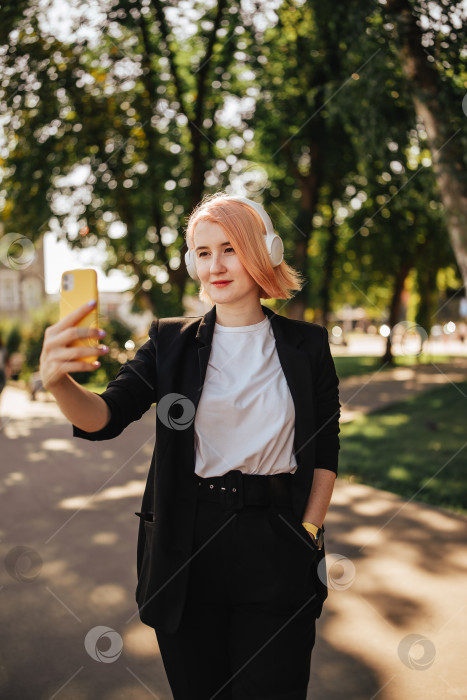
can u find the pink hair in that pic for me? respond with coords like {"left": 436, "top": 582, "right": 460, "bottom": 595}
{"left": 185, "top": 192, "right": 304, "bottom": 306}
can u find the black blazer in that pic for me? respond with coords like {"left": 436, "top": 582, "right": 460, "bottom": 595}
{"left": 73, "top": 303, "right": 341, "bottom": 633}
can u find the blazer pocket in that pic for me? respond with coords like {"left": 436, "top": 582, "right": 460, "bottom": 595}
{"left": 135, "top": 511, "right": 157, "bottom": 522}
{"left": 135, "top": 513, "right": 159, "bottom": 605}
{"left": 283, "top": 511, "right": 329, "bottom": 614}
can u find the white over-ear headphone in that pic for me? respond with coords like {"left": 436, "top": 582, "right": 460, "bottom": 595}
{"left": 184, "top": 195, "right": 284, "bottom": 281}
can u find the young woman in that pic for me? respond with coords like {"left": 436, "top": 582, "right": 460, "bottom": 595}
{"left": 40, "top": 193, "right": 341, "bottom": 700}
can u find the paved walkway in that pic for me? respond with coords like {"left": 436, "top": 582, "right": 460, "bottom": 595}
{"left": 0, "top": 359, "right": 466, "bottom": 700}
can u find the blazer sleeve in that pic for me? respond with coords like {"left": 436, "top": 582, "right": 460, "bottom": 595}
{"left": 314, "top": 326, "right": 341, "bottom": 474}
{"left": 72, "top": 319, "right": 159, "bottom": 441}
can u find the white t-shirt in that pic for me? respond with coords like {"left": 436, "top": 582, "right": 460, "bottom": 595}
{"left": 194, "top": 315, "right": 298, "bottom": 477}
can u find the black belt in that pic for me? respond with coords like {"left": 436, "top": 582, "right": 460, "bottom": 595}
{"left": 196, "top": 469, "right": 294, "bottom": 511}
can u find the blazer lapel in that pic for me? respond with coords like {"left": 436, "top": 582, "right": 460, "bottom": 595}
{"left": 263, "top": 306, "right": 316, "bottom": 469}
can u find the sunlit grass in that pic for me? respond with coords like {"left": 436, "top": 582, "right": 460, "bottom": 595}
{"left": 338, "top": 381, "right": 467, "bottom": 515}
{"left": 333, "top": 354, "right": 460, "bottom": 378}
{"left": 80, "top": 382, "right": 109, "bottom": 394}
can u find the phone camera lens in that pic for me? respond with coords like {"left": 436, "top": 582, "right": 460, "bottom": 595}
{"left": 62, "top": 274, "right": 74, "bottom": 291}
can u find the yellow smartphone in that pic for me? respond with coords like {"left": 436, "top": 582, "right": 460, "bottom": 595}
{"left": 59, "top": 269, "right": 99, "bottom": 364}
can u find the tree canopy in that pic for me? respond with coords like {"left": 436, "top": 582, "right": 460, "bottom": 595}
{"left": 0, "top": 0, "right": 465, "bottom": 353}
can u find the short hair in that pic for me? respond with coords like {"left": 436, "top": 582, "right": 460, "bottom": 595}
{"left": 185, "top": 191, "right": 305, "bottom": 306}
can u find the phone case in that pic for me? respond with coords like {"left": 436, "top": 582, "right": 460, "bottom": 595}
{"left": 59, "top": 269, "right": 99, "bottom": 364}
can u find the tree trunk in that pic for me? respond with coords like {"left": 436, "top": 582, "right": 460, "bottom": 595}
{"left": 321, "top": 221, "right": 337, "bottom": 328}
{"left": 383, "top": 262, "right": 412, "bottom": 364}
{"left": 115, "top": 184, "right": 156, "bottom": 313}
{"left": 385, "top": 0, "right": 467, "bottom": 292}
{"left": 321, "top": 182, "right": 339, "bottom": 327}
{"left": 415, "top": 263, "right": 438, "bottom": 358}
{"left": 283, "top": 139, "right": 321, "bottom": 321}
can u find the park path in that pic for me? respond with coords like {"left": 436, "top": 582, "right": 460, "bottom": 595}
{"left": 0, "top": 358, "right": 466, "bottom": 700}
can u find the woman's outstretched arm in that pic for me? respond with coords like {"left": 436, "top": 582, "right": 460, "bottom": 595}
{"left": 46, "top": 374, "right": 111, "bottom": 433}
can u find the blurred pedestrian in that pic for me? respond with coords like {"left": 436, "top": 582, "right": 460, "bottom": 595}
{"left": 458, "top": 321, "right": 466, "bottom": 344}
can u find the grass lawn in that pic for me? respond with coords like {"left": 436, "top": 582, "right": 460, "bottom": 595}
{"left": 79, "top": 382, "right": 109, "bottom": 394}
{"left": 332, "top": 354, "right": 456, "bottom": 379}
{"left": 338, "top": 380, "right": 467, "bottom": 515}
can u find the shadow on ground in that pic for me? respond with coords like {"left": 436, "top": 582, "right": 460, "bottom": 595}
{"left": 1, "top": 390, "right": 466, "bottom": 699}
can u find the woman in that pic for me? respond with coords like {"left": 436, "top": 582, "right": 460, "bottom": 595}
{"left": 39, "top": 193, "right": 341, "bottom": 699}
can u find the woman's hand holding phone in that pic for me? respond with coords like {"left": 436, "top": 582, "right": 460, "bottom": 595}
{"left": 39, "top": 300, "right": 109, "bottom": 391}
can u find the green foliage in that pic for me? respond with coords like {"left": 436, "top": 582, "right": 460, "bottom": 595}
{"left": 0, "top": 0, "right": 252, "bottom": 317}
{"left": 0, "top": 321, "right": 22, "bottom": 356}
{"left": 12, "top": 303, "right": 58, "bottom": 380}
{"left": 242, "top": 0, "right": 465, "bottom": 322}
{"left": 72, "top": 315, "right": 136, "bottom": 386}
{"left": 15, "top": 303, "right": 136, "bottom": 385}
{"left": 5, "top": 325, "right": 21, "bottom": 356}
{"left": 0, "top": 0, "right": 465, "bottom": 329}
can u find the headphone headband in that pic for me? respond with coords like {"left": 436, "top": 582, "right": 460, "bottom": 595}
{"left": 224, "top": 196, "right": 275, "bottom": 234}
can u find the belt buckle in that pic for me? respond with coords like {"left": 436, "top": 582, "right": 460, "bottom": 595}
{"left": 220, "top": 470, "right": 244, "bottom": 511}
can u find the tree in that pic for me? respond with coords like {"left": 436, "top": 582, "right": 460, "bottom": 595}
{"left": 0, "top": 0, "right": 257, "bottom": 315}
{"left": 385, "top": 0, "right": 467, "bottom": 293}
{"left": 245, "top": 0, "right": 461, "bottom": 347}
{"left": 1, "top": 0, "right": 464, "bottom": 336}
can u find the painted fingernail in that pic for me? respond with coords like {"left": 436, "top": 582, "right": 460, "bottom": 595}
{"left": 93, "top": 361, "right": 101, "bottom": 367}
{"left": 87, "top": 299, "right": 96, "bottom": 306}
{"left": 101, "top": 345, "right": 109, "bottom": 353}
{"left": 98, "top": 329, "right": 106, "bottom": 337}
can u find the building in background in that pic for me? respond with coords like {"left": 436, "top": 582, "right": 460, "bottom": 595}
{"left": 0, "top": 233, "right": 46, "bottom": 321}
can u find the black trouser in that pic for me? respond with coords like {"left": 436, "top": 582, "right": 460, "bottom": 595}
{"left": 155, "top": 470, "right": 319, "bottom": 700}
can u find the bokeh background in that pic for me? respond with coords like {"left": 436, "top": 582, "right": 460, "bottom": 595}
{"left": 0, "top": 1, "right": 466, "bottom": 699}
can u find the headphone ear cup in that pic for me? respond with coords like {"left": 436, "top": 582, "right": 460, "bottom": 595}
{"left": 270, "top": 234, "right": 284, "bottom": 267}
{"left": 266, "top": 233, "right": 284, "bottom": 267}
{"left": 184, "top": 248, "right": 199, "bottom": 280}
